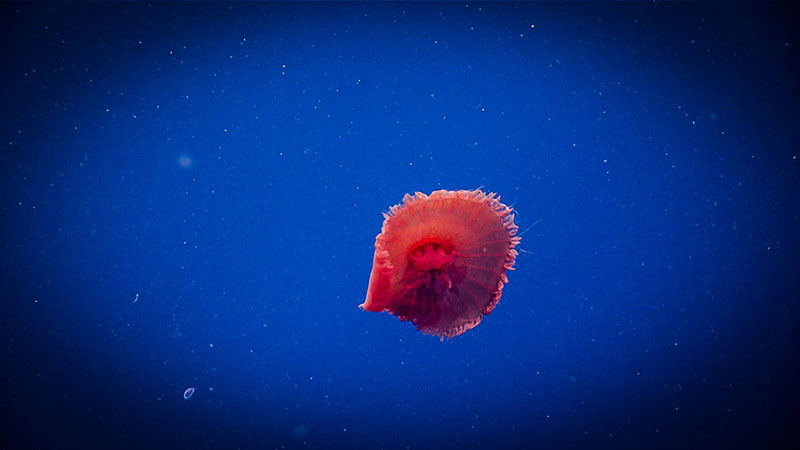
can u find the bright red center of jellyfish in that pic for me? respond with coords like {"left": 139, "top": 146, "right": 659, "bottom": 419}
{"left": 408, "top": 242, "right": 455, "bottom": 271}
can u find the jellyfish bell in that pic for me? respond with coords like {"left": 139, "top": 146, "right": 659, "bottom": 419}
{"left": 360, "top": 189, "right": 520, "bottom": 339}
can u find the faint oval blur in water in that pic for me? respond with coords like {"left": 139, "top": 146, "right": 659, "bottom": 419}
{"left": 293, "top": 425, "right": 308, "bottom": 439}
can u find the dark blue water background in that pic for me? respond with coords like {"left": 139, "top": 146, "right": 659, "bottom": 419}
{"left": 1, "top": 2, "right": 798, "bottom": 449}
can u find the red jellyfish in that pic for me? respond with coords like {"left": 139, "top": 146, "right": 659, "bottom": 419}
{"left": 360, "top": 189, "right": 520, "bottom": 339}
